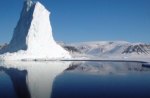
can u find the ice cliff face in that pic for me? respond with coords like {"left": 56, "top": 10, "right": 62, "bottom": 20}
{"left": 0, "top": 0, "right": 71, "bottom": 60}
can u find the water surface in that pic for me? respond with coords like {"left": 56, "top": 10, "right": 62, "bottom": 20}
{"left": 0, "top": 61, "right": 150, "bottom": 98}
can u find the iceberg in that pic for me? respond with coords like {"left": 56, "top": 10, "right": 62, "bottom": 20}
{"left": 0, "top": 0, "right": 71, "bottom": 60}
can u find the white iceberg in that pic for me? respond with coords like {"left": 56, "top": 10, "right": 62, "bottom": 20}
{"left": 0, "top": 0, "right": 71, "bottom": 61}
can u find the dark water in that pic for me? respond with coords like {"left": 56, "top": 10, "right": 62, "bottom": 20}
{"left": 0, "top": 61, "right": 150, "bottom": 98}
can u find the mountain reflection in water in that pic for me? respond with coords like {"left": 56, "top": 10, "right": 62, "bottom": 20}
{"left": 0, "top": 61, "right": 150, "bottom": 98}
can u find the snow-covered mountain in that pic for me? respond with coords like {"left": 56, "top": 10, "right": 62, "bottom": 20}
{"left": 61, "top": 41, "right": 150, "bottom": 60}
{"left": 0, "top": 0, "right": 71, "bottom": 60}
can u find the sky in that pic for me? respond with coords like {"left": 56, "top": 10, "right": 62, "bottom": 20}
{"left": 0, "top": 0, "right": 150, "bottom": 44}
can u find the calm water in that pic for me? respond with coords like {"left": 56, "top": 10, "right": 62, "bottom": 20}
{"left": 0, "top": 61, "right": 150, "bottom": 98}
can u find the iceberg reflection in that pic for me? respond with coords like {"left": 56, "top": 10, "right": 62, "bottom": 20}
{"left": 0, "top": 61, "right": 71, "bottom": 98}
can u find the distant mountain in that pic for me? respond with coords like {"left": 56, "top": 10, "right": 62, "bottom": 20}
{"left": 60, "top": 41, "right": 150, "bottom": 59}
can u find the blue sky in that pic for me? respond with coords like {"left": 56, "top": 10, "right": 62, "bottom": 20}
{"left": 0, "top": 0, "right": 150, "bottom": 44}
